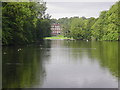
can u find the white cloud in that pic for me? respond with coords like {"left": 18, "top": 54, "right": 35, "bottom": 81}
{"left": 46, "top": 2, "right": 117, "bottom": 19}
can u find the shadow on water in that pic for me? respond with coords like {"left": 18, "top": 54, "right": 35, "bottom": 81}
{"left": 2, "top": 41, "right": 52, "bottom": 88}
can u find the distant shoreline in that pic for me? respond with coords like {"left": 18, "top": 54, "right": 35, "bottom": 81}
{"left": 44, "top": 36, "right": 74, "bottom": 40}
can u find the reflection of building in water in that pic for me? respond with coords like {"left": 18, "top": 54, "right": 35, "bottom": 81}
{"left": 51, "top": 40, "right": 64, "bottom": 48}
{"left": 51, "top": 23, "right": 62, "bottom": 36}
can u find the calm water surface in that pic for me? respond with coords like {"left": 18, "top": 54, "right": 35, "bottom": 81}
{"left": 2, "top": 40, "right": 118, "bottom": 88}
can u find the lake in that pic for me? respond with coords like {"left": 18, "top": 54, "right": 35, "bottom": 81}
{"left": 2, "top": 40, "right": 119, "bottom": 88}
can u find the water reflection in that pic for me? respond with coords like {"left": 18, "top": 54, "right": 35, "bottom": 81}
{"left": 41, "top": 40, "right": 118, "bottom": 88}
{"left": 2, "top": 44, "right": 50, "bottom": 88}
{"left": 2, "top": 40, "right": 118, "bottom": 88}
{"left": 64, "top": 41, "right": 118, "bottom": 77}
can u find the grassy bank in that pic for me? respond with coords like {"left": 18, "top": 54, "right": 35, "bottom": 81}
{"left": 44, "top": 35, "right": 73, "bottom": 40}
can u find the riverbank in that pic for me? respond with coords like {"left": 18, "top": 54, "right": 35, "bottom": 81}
{"left": 44, "top": 35, "right": 74, "bottom": 40}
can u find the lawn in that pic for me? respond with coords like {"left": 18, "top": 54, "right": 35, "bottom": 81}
{"left": 44, "top": 35, "right": 73, "bottom": 40}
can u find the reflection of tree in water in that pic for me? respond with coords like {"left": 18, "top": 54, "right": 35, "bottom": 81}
{"left": 118, "top": 42, "right": 120, "bottom": 79}
{"left": 2, "top": 45, "right": 46, "bottom": 88}
{"left": 64, "top": 40, "right": 118, "bottom": 78}
{"left": 119, "top": 42, "right": 120, "bottom": 79}
{"left": 63, "top": 40, "right": 93, "bottom": 61}
{"left": 91, "top": 41, "right": 118, "bottom": 78}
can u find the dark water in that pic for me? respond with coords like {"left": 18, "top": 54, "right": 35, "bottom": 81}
{"left": 2, "top": 40, "right": 118, "bottom": 88}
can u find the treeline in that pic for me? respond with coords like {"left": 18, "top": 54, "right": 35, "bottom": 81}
{"left": 52, "top": 1, "right": 119, "bottom": 41}
{"left": 2, "top": 2, "right": 51, "bottom": 45}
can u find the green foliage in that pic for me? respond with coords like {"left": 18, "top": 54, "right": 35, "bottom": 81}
{"left": 70, "top": 18, "right": 85, "bottom": 39}
{"left": 56, "top": 16, "right": 96, "bottom": 40}
{"left": 2, "top": 2, "right": 51, "bottom": 45}
{"left": 53, "top": 1, "right": 119, "bottom": 41}
{"left": 92, "top": 2, "right": 119, "bottom": 41}
{"left": 83, "top": 17, "right": 96, "bottom": 40}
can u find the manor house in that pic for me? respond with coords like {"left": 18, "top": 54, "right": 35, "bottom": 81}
{"left": 51, "top": 23, "right": 62, "bottom": 36}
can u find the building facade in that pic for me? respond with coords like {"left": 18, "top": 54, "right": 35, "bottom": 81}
{"left": 51, "top": 23, "right": 62, "bottom": 36}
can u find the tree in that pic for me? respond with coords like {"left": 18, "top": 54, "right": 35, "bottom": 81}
{"left": 2, "top": 2, "right": 51, "bottom": 45}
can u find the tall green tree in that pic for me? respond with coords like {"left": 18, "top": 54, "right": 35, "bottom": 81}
{"left": 92, "top": 1, "right": 119, "bottom": 41}
{"left": 2, "top": 2, "right": 51, "bottom": 45}
{"left": 57, "top": 1, "right": 119, "bottom": 41}
{"left": 70, "top": 17, "right": 85, "bottom": 39}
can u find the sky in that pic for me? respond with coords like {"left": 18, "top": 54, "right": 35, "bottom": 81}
{"left": 45, "top": 0, "right": 118, "bottom": 19}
